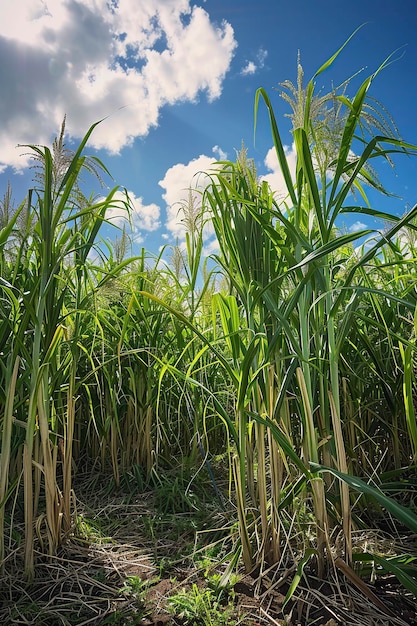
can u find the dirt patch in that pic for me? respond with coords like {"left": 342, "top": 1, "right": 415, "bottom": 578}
{"left": 0, "top": 477, "right": 416, "bottom": 625}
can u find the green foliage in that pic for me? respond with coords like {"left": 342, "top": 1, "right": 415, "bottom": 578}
{"left": 168, "top": 582, "right": 236, "bottom": 626}
{"left": 153, "top": 474, "right": 199, "bottom": 514}
{"left": 120, "top": 575, "right": 161, "bottom": 600}
{"left": 354, "top": 552, "right": 417, "bottom": 598}
{"left": 75, "top": 514, "right": 117, "bottom": 544}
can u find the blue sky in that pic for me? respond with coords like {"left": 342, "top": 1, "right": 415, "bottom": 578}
{"left": 1, "top": 0, "right": 416, "bottom": 257}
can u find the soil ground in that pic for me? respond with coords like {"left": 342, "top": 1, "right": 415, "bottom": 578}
{"left": 0, "top": 468, "right": 416, "bottom": 625}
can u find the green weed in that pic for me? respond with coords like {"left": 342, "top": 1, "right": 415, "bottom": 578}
{"left": 168, "top": 582, "right": 236, "bottom": 626}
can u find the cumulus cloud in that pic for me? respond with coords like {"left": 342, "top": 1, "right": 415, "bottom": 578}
{"left": 240, "top": 46, "right": 267, "bottom": 76}
{"left": 261, "top": 143, "right": 297, "bottom": 202}
{"left": 105, "top": 189, "right": 160, "bottom": 243}
{"left": 159, "top": 149, "right": 223, "bottom": 241}
{"left": 0, "top": 0, "right": 237, "bottom": 172}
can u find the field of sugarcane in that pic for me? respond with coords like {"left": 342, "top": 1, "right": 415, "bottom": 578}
{"left": 1, "top": 40, "right": 417, "bottom": 625}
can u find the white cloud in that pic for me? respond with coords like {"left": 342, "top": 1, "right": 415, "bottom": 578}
{"left": 212, "top": 145, "right": 227, "bottom": 161}
{"left": 0, "top": 0, "right": 237, "bottom": 171}
{"left": 241, "top": 61, "right": 256, "bottom": 76}
{"left": 349, "top": 220, "right": 367, "bottom": 233}
{"left": 159, "top": 150, "right": 223, "bottom": 241}
{"left": 261, "top": 143, "right": 297, "bottom": 202}
{"left": 202, "top": 235, "right": 220, "bottom": 256}
{"left": 105, "top": 189, "right": 160, "bottom": 241}
{"left": 240, "top": 46, "right": 267, "bottom": 76}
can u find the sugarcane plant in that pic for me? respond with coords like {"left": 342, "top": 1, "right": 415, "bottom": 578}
{"left": 0, "top": 119, "right": 132, "bottom": 578}
{"left": 202, "top": 33, "right": 417, "bottom": 578}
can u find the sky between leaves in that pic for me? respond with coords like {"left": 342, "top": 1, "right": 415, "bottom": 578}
{"left": 1, "top": 0, "right": 417, "bottom": 255}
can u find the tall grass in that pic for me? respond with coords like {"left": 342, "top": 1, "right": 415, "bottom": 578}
{"left": 0, "top": 120, "right": 132, "bottom": 577}
{"left": 201, "top": 40, "right": 417, "bottom": 575}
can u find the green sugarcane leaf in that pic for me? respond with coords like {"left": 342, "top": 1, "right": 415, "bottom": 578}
{"left": 355, "top": 553, "right": 417, "bottom": 597}
{"left": 255, "top": 88, "right": 297, "bottom": 206}
{"left": 399, "top": 342, "right": 417, "bottom": 461}
{"left": 250, "top": 412, "right": 310, "bottom": 476}
{"left": 283, "top": 549, "right": 316, "bottom": 611}
{"left": 0, "top": 200, "right": 24, "bottom": 248}
{"left": 310, "top": 463, "right": 417, "bottom": 534}
{"left": 312, "top": 25, "right": 366, "bottom": 79}
{"left": 294, "top": 127, "right": 326, "bottom": 240}
{"left": 138, "top": 290, "right": 239, "bottom": 388}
